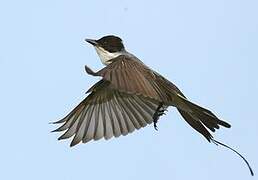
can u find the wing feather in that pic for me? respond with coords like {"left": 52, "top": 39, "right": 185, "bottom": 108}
{"left": 53, "top": 80, "right": 161, "bottom": 146}
{"left": 81, "top": 55, "right": 231, "bottom": 143}
{"left": 95, "top": 56, "right": 165, "bottom": 101}
{"left": 102, "top": 101, "right": 113, "bottom": 140}
{"left": 115, "top": 93, "right": 142, "bottom": 130}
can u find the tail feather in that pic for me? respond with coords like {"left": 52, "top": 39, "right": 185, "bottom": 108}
{"left": 177, "top": 95, "right": 254, "bottom": 176}
{"left": 177, "top": 96, "right": 231, "bottom": 141}
{"left": 178, "top": 109, "right": 213, "bottom": 141}
{"left": 185, "top": 99, "right": 231, "bottom": 128}
{"left": 211, "top": 139, "right": 254, "bottom": 176}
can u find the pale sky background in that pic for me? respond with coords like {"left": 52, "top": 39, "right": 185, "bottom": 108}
{"left": 0, "top": 0, "right": 257, "bottom": 180}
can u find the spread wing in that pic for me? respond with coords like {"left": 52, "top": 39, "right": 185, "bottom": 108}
{"left": 52, "top": 80, "right": 164, "bottom": 146}
{"left": 85, "top": 55, "right": 180, "bottom": 105}
{"left": 85, "top": 55, "right": 231, "bottom": 142}
{"left": 53, "top": 55, "right": 231, "bottom": 146}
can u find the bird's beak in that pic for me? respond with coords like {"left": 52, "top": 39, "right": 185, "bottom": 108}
{"left": 85, "top": 39, "right": 98, "bottom": 46}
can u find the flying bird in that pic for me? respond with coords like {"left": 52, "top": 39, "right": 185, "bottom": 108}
{"left": 52, "top": 35, "right": 253, "bottom": 176}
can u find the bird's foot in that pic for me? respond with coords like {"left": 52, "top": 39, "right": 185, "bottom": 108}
{"left": 154, "top": 119, "right": 158, "bottom": 131}
{"left": 153, "top": 103, "right": 167, "bottom": 131}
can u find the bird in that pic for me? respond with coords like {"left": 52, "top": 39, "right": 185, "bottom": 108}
{"left": 52, "top": 35, "right": 253, "bottom": 176}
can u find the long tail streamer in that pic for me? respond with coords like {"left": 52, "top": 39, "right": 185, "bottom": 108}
{"left": 211, "top": 139, "right": 254, "bottom": 176}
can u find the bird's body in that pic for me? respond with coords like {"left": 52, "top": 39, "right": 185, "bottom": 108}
{"left": 52, "top": 35, "right": 253, "bottom": 176}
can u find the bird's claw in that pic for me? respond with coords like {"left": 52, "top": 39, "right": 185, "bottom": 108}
{"left": 154, "top": 121, "right": 158, "bottom": 131}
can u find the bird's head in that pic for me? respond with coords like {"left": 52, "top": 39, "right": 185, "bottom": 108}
{"left": 85, "top": 35, "right": 125, "bottom": 65}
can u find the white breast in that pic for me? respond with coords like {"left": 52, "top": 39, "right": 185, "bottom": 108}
{"left": 94, "top": 46, "right": 123, "bottom": 65}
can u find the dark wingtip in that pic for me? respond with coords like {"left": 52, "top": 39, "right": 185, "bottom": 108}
{"left": 51, "top": 129, "right": 58, "bottom": 133}
{"left": 58, "top": 136, "right": 65, "bottom": 141}
{"left": 70, "top": 140, "right": 79, "bottom": 147}
{"left": 50, "top": 118, "right": 66, "bottom": 124}
{"left": 85, "top": 65, "right": 97, "bottom": 76}
{"left": 57, "top": 133, "right": 69, "bottom": 141}
{"left": 49, "top": 121, "right": 60, "bottom": 124}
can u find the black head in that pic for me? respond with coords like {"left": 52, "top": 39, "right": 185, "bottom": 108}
{"left": 86, "top": 35, "right": 125, "bottom": 53}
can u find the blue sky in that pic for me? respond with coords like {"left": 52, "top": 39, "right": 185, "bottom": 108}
{"left": 0, "top": 0, "right": 257, "bottom": 179}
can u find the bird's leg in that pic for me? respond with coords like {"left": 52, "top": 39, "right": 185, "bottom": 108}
{"left": 153, "top": 103, "right": 166, "bottom": 131}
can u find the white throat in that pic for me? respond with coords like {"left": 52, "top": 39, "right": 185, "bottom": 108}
{"left": 94, "top": 46, "right": 124, "bottom": 65}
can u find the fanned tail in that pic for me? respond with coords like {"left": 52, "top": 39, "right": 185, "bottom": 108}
{"left": 177, "top": 96, "right": 231, "bottom": 142}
